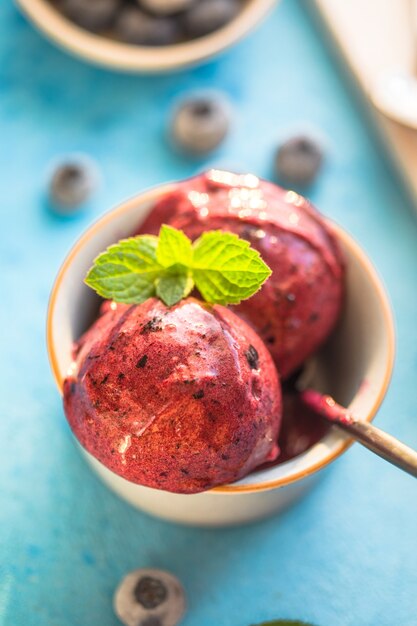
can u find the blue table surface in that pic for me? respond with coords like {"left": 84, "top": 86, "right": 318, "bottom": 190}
{"left": 1, "top": 1, "right": 417, "bottom": 624}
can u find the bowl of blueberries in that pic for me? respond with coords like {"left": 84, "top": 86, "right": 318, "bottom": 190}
{"left": 17, "top": 0, "right": 277, "bottom": 72}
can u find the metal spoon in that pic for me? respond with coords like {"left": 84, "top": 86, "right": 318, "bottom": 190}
{"left": 371, "top": 0, "right": 417, "bottom": 129}
{"left": 301, "top": 389, "right": 417, "bottom": 478}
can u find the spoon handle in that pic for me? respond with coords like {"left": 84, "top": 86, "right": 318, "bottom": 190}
{"left": 301, "top": 390, "right": 417, "bottom": 478}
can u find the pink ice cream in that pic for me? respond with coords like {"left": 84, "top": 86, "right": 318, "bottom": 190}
{"left": 138, "top": 170, "right": 344, "bottom": 378}
{"left": 63, "top": 298, "right": 282, "bottom": 494}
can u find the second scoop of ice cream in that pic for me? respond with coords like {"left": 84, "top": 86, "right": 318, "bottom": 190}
{"left": 63, "top": 297, "right": 282, "bottom": 494}
{"left": 138, "top": 170, "right": 344, "bottom": 378}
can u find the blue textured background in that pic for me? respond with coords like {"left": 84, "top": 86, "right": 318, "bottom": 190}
{"left": 1, "top": 1, "right": 417, "bottom": 624}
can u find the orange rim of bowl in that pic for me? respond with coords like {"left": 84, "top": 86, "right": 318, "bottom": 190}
{"left": 47, "top": 189, "right": 395, "bottom": 495}
{"left": 17, "top": 0, "right": 278, "bottom": 72}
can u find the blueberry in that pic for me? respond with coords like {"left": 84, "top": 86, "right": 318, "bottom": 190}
{"left": 59, "top": 0, "right": 121, "bottom": 32}
{"left": 134, "top": 576, "right": 167, "bottom": 609}
{"left": 48, "top": 156, "right": 99, "bottom": 213}
{"left": 115, "top": 7, "right": 180, "bottom": 45}
{"left": 170, "top": 94, "right": 231, "bottom": 155}
{"left": 245, "top": 345, "right": 259, "bottom": 370}
{"left": 183, "top": 0, "right": 241, "bottom": 39}
{"left": 275, "top": 134, "right": 324, "bottom": 187}
{"left": 114, "top": 569, "right": 186, "bottom": 626}
{"left": 138, "top": 0, "right": 194, "bottom": 16}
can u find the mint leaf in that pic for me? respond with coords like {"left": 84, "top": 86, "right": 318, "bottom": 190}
{"left": 192, "top": 231, "right": 271, "bottom": 305}
{"left": 85, "top": 236, "right": 161, "bottom": 303}
{"left": 157, "top": 224, "right": 193, "bottom": 268}
{"left": 85, "top": 226, "right": 272, "bottom": 307}
{"left": 156, "top": 266, "right": 194, "bottom": 306}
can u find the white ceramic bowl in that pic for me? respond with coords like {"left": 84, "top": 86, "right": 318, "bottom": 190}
{"left": 17, "top": 0, "right": 277, "bottom": 73}
{"left": 47, "top": 178, "right": 395, "bottom": 526}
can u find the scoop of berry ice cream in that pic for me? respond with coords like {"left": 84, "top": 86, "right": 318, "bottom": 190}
{"left": 138, "top": 170, "right": 344, "bottom": 377}
{"left": 63, "top": 297, "right": 281, "bottom": 494}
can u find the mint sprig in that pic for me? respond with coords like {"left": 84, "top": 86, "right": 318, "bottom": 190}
{"left": 85, "top": 226, "right": 271, "bottom": 307}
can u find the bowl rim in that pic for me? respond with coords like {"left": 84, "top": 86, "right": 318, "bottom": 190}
{"left": 46, "top": 181, "right": 395, "bottom": 495}
{"left": 17, "top": 0, "right": 278, "bottom": 73}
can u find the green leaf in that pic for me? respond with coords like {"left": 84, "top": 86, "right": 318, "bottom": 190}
{"left": 192, "top": 231, "right": 271, "bottom": 305}
{"left": 156, "top": 266, "right": 194, "bottom": 307}
{"left": 157, "top": 225, "right": 193, "bottom": 268}
{"left": 85, "top": 226, "right": 272, "bottom": 308}
{"left": 85, "top": 235, "right": 161, "bottom": 303}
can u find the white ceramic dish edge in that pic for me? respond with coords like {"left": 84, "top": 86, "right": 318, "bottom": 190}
{"left": 17, "top": 0, "right": 278, "bottom": 73}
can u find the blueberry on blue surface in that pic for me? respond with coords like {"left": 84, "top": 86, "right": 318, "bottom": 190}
{"left": 115, "top": 7, "right": 180, "bottom": 45}
{"left": 134, "top": 576, "right": 167, "bottom": 609}
{"left": 138, "top": 0, "right": 195, "bottom": 16}
{"left": 170, "top": 94, "right": 231, "bottom": 155}
{"left": 183, "top": 0, "right": 241, "bottom": 39}
{"left": 48, "top": 156, "right": 99, "bottom": 213}
{"left": 275, "top": 134, "right": 324, "bottom": 187}
{"left": 114, "top": 569, "right": 186, "bottom": 626}
{"left": 60, "top": 0, "right": 122, "bottom": 32}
